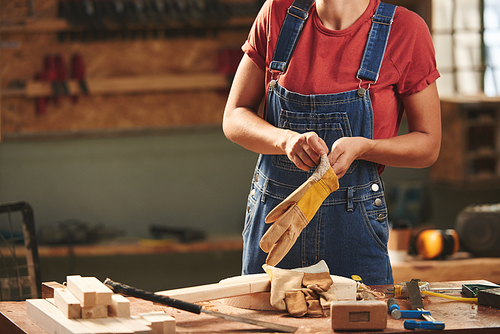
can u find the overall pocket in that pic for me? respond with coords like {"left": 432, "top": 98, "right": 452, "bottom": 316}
{"left": 273, "top": 109, "right": 357, "bottom": 173}
{"left": 359, "top": 195, "right": 389, "bottom": 252}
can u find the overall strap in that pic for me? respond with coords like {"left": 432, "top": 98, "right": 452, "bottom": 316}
{"left": 269, "top": 0, "right": 315, "bottom": 73}
{"left": 356, "top": 2, "right": 397, "bottom": 85}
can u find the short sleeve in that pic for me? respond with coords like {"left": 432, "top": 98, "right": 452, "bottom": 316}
{"left": 390, "top": 8, "right": 440, "bottom": 98}
{"left": 241, "top": 0, "right": 273, "bottom": 72}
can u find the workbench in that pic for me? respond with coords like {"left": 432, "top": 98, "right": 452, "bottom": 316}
{"left": 1, "top": 280, "right": 499, "bottom": 334}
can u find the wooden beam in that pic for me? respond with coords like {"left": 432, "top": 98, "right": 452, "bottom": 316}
{"left": 82, "top": 277, "right": 112, "bottom": 306}
{"left": 109, "top": 294, "right": 131, "bottom": 318}
{"left": 26, "top": 299, "right": 90, "bottom": 334}
{"left": 155, "top": 273, "right": 271, "bottom": 303}
{"left": 66, "top": 275, "right": 96, "bottom": 308}
{"left": 53, "top": 288, "right": 81, "bottom": 319}
{"left": 81, "top": 304, "right": 108, "bottom": 319}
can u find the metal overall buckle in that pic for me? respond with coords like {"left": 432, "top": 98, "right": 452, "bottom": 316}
{"left": 269, "top": 70, "right": 283, "bottom": 89}
{"left": 357, "top": 75, "right": 373, "bottom": 97}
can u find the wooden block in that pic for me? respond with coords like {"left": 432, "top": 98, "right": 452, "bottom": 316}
{"left": 82, "top": 304, "right": 108, "bottom": 319}
{"left": 67, "top": 275, "right": 97, "bottom": 307}
{"left": 95, "top": 318, "right": 135, "bottom": 334}
{"left": 82, "top": 277, "right": 113, "bottom": 305}
{"left": 109, "top": 294, "right": 131, "bottom": 317}
{"left": 26, "top": 299, "right": 91, "bottom": 334}
{"left": 54, "top": 287, "right": 82, "bottom": 319}
{"left": 115, "top": 317, "right": 152, "bottom": 334}
{"left": 331, "top": 301, "right": 387, "bottom": 331}
{"left": 42, "top": 281, "right": 65, "bottom": 299}
{"left": 140, "top": 312, "right": 175, "bottom": 334}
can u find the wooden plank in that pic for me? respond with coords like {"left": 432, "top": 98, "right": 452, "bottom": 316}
{"left": 21, "top": 74, "right": 229, "bottom": 98}
{"left": 114, "top": 317, "right": 151, "bottom": 334}
{"left": 76, "top": 319, "right": 111, "bottom": 334}
{"left": 82, "top": 277, "right": 112, "bottom": 306}
{"left": 54, "top": 288, "right": 81, "bottom": 319}
{"left": 108, "top": 294, "right": 131, "bottom": 318}
{"left": 94, "top": 318, "right": 134, "bottom": 334}
{"left": 139, "top": 313, "right": 175, "bottom": 334}
{"left": 155, "top": 274, "right": 270, "bottom": 303}
{"left": 156, "top": 273, "right": 357, "bottom": 305}
{"left": 67, "top": 275, "right": 97, "bottom": 308}
{"left": 26, "top": 299, "right": 91, "bottom": 334}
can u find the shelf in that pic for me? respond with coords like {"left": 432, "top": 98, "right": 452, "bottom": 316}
{"left": 1, "top": 73, "right": 229, "bottom": 98}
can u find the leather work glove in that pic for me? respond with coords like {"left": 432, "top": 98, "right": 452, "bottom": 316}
{"left": 263, "top": 260, "right": 334, "bottom": 311}
{"left": 263, "top": 265, "right": 305, "bottom": 310}
{"left": 285, "top": 288, "right": 324, "bottom": 317}
{"left": 260, "top": 154, "right": 339, "bottom": 266}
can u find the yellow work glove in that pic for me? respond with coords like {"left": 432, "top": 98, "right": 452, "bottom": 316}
{"left": 260, "top": 154, "right": 339, "bottom": 266}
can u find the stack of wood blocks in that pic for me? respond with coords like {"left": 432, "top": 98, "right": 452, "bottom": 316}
{"left": 26, "top": 275, "right": 175, "bottom": 334}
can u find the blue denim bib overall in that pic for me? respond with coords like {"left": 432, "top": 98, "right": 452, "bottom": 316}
{"left": 242, "top": 1, "right": 397, "bottom": 285}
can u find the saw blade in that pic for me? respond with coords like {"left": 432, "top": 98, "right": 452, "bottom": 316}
{"left": 202, "top": 309, "right": 297, "bottom": 332}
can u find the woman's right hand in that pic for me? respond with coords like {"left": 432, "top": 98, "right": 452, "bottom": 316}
{"left": 284, "top": 131, "right": 329, "bottom": 171}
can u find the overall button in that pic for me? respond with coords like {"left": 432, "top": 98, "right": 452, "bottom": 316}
{"left": 371, "top": 183, "right": 380, "bottom": 192}
{"left": 247, "top": 206, "right": 251, "bottom": 213}
{"left": 376, "top": 214, "right": 386, "bottom": 222}
{"left": 250, "top": 189, "right": 256, "bottom": 197}
{"left": 374, "top": 198, "right": 382, "bottom": 207}
{"left": 254, "top": 174, "right": 259, "bottom": 182}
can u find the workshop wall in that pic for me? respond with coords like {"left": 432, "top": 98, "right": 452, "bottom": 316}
{"left": 0, "top": 128, "right": 258, "bottom": 239}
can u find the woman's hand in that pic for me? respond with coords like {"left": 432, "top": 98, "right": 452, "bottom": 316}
{"left": 328, "top": 137, "right": 373, "bottom": 178}
{"left": 326, "top": 82, "right": 441, "bottom": 178}
{"left": 284, "top": 131, "right": 329, "bottom": 171}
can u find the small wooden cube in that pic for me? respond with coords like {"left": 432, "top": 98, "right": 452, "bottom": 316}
{"left": 108, "top": 294, "right": 131, "bottom": 317}
{"left": 140, "top": 312, "right": 175, "bottom": 334}
{"left": 331, "top": 300, "right": 387, "bottom": 331}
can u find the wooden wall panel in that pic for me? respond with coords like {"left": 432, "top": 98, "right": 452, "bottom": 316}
{"left": 0, "top": 0, "right": 250, "bottom": 138}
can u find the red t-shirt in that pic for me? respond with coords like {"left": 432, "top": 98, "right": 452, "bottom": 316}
{"left": 242, "top": 0, "right": 440, "bottom": 145}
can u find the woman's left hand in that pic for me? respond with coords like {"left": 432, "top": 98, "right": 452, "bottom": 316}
{"left": 328, "top": 137, "right": 373, "bottom": 178}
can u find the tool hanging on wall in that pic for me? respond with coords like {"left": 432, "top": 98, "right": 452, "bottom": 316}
{"left": 34, "top": 72, "right": 48, "bottom": 115}
{"left": 44, "top": 55, "right": 60, "bottom": 101}
{"left": 71, "top": 53, "right": 89, "bottom": 103}
{"left": 56, "top": 0, "right": 255, "bottom": 42}
{"left": 55, "top": 54, "right": 70, "bottom": 101}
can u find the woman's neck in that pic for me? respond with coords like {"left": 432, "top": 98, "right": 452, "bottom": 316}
{"left": 315, "top": 0, "right": 371, "bottom": 30}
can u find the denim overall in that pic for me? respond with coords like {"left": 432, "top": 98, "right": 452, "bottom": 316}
{"left": 242, "top": 0, "right": 397, "bottom": 285}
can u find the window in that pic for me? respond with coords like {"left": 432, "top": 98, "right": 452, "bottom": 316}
{"left": 432, "top": 0, "right": 500, "bottom": 97}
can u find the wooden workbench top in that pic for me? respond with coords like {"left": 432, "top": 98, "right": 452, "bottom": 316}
{"left": 1, "top": 280, "right": 499, "bottom": 334}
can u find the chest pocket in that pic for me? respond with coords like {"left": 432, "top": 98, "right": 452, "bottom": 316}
{"left": 272, "top": 109, "right": 359, "bottom": 173}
